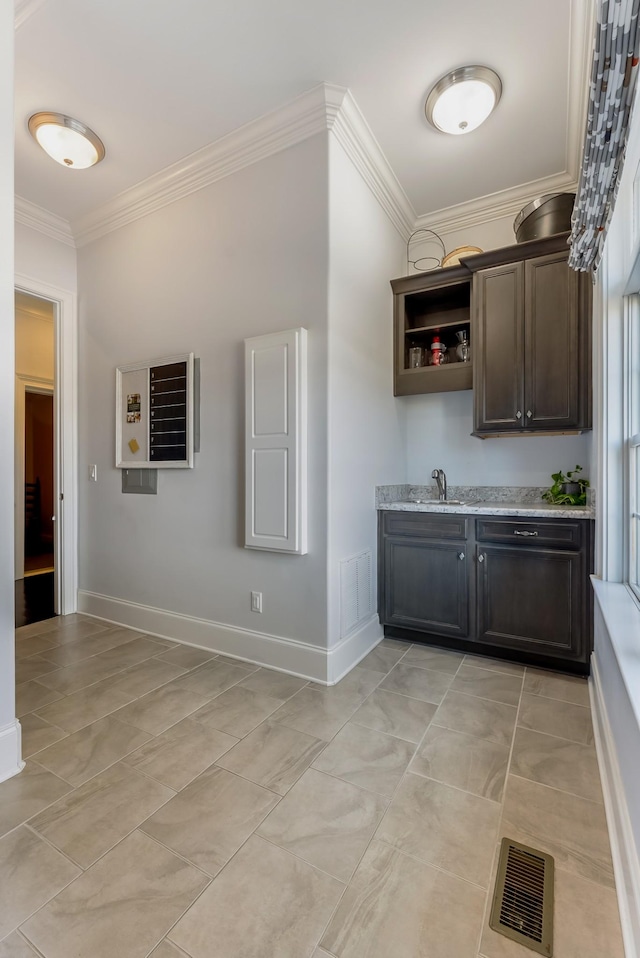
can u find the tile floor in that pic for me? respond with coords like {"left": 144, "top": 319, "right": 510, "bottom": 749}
{"left": 2, "top": 614, "right": 626, "bottom": 958}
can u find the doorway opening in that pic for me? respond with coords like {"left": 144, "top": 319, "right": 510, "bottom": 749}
{"left": 14, "top": 291, "right": 57, "bottom": 627}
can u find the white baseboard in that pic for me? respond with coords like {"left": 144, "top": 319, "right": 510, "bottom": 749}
{"left": 0, "top": 720, "right": 25, "bottom": 784}
{"left": 590, "top": 656, "right": 640, "bottom": 958}
{"left": 78, "top": 590, "right": 382, "bottom": 685}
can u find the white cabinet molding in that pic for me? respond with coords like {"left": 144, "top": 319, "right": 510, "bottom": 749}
{"left": 244, "top": 327, "right": 307, "bottom": 554}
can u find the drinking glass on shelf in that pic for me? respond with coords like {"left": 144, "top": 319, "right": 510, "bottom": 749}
{"left": 409, "top": 346, "right": 424, "bottom": 368}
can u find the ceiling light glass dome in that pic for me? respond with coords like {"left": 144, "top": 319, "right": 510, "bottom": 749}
{"left": 28, "top": 112, "right": 105, "bottom": 168}
{"left": 425, "top": 66, "right": 502, "bottom": 135}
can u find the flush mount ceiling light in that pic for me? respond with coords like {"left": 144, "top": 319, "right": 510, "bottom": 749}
{"left": 425, "top": 65, "right": 502, "bottom": 135}
{"left": 28, "top": 112, "right": 105, "bottom": 169}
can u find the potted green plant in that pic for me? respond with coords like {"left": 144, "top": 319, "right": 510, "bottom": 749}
{"left": 542, "top": 465, "right": 589, "bottom": 506}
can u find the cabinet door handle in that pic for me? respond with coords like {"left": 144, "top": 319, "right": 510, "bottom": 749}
{"left": 514, "top": 530, "right": 538, "bottom": 537}
{"left": 458, "top": 552, "right": 465, "bottom": 560}
{"left": 477, "top": 553, "right": 485, "bottom": 563}
{"left": 516, "top": 410, "right": 522, "bottom": 420}
{"left": 526, "top": 409, "right": 533, "bottom": 419}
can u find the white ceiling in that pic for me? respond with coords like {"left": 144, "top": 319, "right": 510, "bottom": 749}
{"left": 14, "top": 0, "right": 588, "bottom": 230}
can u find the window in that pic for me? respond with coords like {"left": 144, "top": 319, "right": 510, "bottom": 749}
{"left": 626, "top": 294, "right": 640, "bottom": 602}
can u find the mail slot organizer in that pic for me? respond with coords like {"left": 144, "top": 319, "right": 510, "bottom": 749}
{"left": 116, "top": 353, "right": 195, "bottom": 468}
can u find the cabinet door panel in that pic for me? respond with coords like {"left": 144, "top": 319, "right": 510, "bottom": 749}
{"left": 476, "top": 545, "right": 585, "bottom": 662}
{"left": 383, "top": 537, "right": 468, "bottom": 637}
{"left": 524, "top": 253, "right": 579, "bottom": 429}
{"left": 474, "top": 262, "right": 524, "bottom": 432}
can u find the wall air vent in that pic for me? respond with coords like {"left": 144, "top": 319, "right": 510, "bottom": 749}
{"left": 340, "top": 551, "right": 373, "bottom": 639}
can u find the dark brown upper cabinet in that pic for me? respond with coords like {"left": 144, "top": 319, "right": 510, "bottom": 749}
{"left": 468, "top": 234, "right": 592, "bottom": 437}
{"left": 391, "top": 265, "right": 472, "bottom": 396}
{"left": 390, "top": 233, "right": 592, "bottom": 435}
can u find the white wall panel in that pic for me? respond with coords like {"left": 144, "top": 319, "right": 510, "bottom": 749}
{"left": 245, "top": 328, "right": 307, "bottom": 554}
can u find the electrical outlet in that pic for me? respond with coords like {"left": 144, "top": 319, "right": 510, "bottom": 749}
{"left": 250, "top": 591, "right": 263, "bottom": 613}
{"left": 89, "top": 464, "right": 98, "bottom": 482}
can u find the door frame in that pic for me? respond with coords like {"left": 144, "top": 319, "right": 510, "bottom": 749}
{"left": 14, "top": 274, "right": 78, "bottom": 616}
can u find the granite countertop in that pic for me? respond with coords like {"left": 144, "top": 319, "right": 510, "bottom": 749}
{"left": 376, "top": 484, "right": 594, "bottom": 520}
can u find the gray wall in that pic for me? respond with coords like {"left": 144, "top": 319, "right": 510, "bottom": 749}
{"left": 77, "top": 134, "right": 331, "bottom": 648}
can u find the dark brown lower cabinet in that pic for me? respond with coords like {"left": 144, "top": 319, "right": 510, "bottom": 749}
{"left": 382, "top": 536, "right": 469, "bottom": 638}
{"left": 378, "top": 511, "right": 593, "bottom": 674}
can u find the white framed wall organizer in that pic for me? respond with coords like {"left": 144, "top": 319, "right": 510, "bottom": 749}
{"left": 244, "top": 327, "right": 308, "bottom": 554}
{"left": 116, "top": 353, "right": 195, "bottom": 468}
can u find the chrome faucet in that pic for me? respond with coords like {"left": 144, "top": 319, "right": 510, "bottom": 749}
{"left": 432, "top": 468, "right": 447, "bottom": 501}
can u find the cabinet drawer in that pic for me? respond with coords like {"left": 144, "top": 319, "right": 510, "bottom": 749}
{"left": 476, "top": 517, "right": 584, "bottom": 549}
{"left": 382, "top": 511, "right": 468, "bottom": 540}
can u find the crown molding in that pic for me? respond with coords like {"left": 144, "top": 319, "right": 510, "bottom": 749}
{"left": 566, "top": 0, "right": 595, "bottom": 180}
{"left": 15, "top": 0, "right": 49, "bottom": 29}
{"left": 327, "top": 87, "right": 415, "bottom": 239}
{"left": 72, "top": 83, "right": 335, "bottom": 246}
{"left": 72, "top": 82, "right": 415, "bottom": 246}
{"left": 414, "top": 170, "right": 578, "bottom": 237}
{"left": 15, "top": 196, "right": 76, "bottom": 247}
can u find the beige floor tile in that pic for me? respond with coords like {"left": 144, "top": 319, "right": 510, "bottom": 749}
{"left": 0, "top": 931, "right": 41, "bottom": 957}
{"left": 16, "top": 681, "right": 64, "bottom": 718}
{"left": 111, "top": 683, "right": 210, "bottom": 735}
{"left": 379, "top": 663, "right": 454, "bottom": 704}
{"left": 0, "top": 762, "right": 72, "bottom": 838}
{"left": 191, "top": 685, "right": 282, "bottom": 737}
{"left": 376, "top": 772, "right": 500, "bottom": 887}
{"left": 450, "top": 665, "right": 523, "bottom": 706}
{"left": 169, "top": 835, "right": 343, "bottom": 958}
{"left": 312, "top": 951, "right": 334, "bottom": 958}
{"left": 167, "top": 661, "right": 252, "bottom": 699}
{"left": 257, "top": 767, "right": 387, "bottom": 881}
{"left": 29, "top": 762, "right": 174, "bottom": 868}
{"left": 351, "top": 688, "right": 437, "bottom": 743}
{"left": 433, "top": 691, "right": 517, "bottom": 747}
{"left": 270, "top": 688, "right": 357, "bottom": 741}
{"left": 379, "top": 638, "right": 412, "bottom": 651}
{"left": 308, "top": 668, "right": 383, "bottom": 708}
{"left": 102, "top": 658, "right": 187, "bottom": 698}
{"left": 33, "top": 715, "right": 153, "bottom": 786}
{"left": 0, "top": 826, "right": 80, "bottom": 940}
{"left": 92, "top": 635, "right": 167, "bottom": 670}
{"left": 357, "top": 645, "right": 407, "bottom": 674}
{"left": 42, "top": 618, "right": 111, "bottom": 644}
{"left": 478, "top": 867, "right": 624, "bottom": 958}
{"left": 15, "top": 619, "right": 59, "bottom": 640}
{"left": 523, "top": 667, "right": 590, "bottom": 706}
{"left": 462, "top": 653, "right": 525, "bottom": 676}
{"left": 501, "top": 774, "right": 614, "bottom": 887}
{"left": 321, "top": 839, "right": 486, "bottom": 958}
{"left": 15, "top": 635, "right": 60, "bottom": 659}
{"left": 19, "top": 714, "right": 68, "bottom": 759}
{"left": 217, "top": 719, "right": 326, "bottom": 795}
{"left": 237, "top": 667, "right": 308, "bottom": 701}
{"left": 400, "top": 645, "right": 465, "bottom": 674}
{"left": 209, "top": 654, "right": 257, "bottom": 671}
{"left": 312, "top": 722, "right": 415, "bottom": 798}
{"left": 15, "top": 655, "right": 59, "bottom": 685}
{"left": 510, "top": 727, "right": 603, "bottom": 803}
{"left": 410, "top": 725, "right": 510, "bottom": 802}
{"left": 517, "top": 692, "right": 594, "bottom": 745}
{"left": 149, "top": 943, "right": 187, "bottom": 958}
{"left": 154, "top": 645, "right": 217, "bottom": 670}
{"left": 34, "top": 656, "right": 125, "bottom": 695}
{"left": 141, "top": 766, "right": 278, "bottom": 876}
{"left": 123, "top": 717, "right": 238, "bottom": 790}
{"left": 43, "top": 628, "right": 141, "bottom": 666}
{"left": 21, "top": 829, "right": 209, "bottom": 958}
{"left": 35, "top": 679, "right": 136, "bottom": 732}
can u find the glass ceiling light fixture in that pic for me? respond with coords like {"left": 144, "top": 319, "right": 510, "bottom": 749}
{"left": 28, "top": 112, "right": 105, "bottom": 169}
{"left": 425, "top": 65, "right": 502, "bottom": 135}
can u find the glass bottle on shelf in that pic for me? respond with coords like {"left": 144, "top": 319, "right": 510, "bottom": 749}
{"left": 430, "top": 335, "right": 448, "bottom": 366}
{"left": 455, "top": 330, "right": 471, "bottom": 363}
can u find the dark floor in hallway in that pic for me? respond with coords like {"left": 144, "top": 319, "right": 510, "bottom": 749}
{"left": 15, "top": 572, "right": 56, "bottom": 628}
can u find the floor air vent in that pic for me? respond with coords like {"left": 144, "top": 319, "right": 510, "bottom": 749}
{"left": 489, "top": 838, "right": 554, "bottom": 957}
